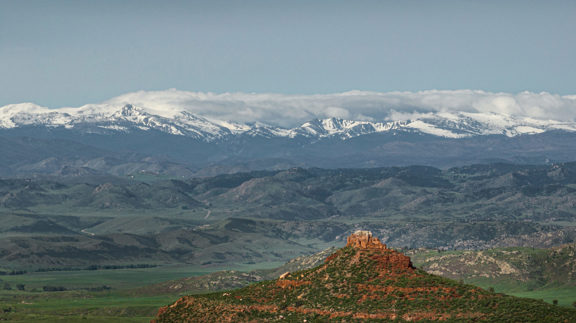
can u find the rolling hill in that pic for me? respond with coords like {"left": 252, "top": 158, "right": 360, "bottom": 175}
{"left": 153, "top": 231, "right": 576, "bottom": 322}
{"left": 1, "top": 163, "right": 576, "bottom": 269}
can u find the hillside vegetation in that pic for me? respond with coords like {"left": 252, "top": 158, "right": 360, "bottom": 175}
{"left": 1, "top": 163, "right": 576, "bottom": 269}
{"left": 411, "top": 244, "right": 576, "bottom": 287}
{"left": 136, "top": 243, "right": 576, "bottom": 307}
{"left": 154, "top": 232, "right": 576, "bottom": 322}
{"left": 1, "top": 240, "right": 574, "bottom": 321}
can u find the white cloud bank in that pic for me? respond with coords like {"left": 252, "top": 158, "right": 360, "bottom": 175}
{"left": 53, "top": 89, "right": 576, "bottom": 127}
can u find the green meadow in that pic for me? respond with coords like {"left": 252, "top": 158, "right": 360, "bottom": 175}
{"left": 509, "top": 287, "right": 576, "bottom": 308}
{"left": 1, "top": 260, "right": 575, "bottom": 322}
{"left": 0, "top": 260, "right": 290, "bottom": 322}
{"left": 0, "top": 266, "right": 210, "bottom": 322}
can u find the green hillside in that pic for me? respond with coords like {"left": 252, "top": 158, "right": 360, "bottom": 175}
{"left": 154, "top": 232, "right": 576, "bottom": 322}
{"left": 2, "top": 163, "right": 576, "bottom": 270}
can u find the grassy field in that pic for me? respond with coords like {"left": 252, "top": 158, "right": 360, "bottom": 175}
{"left": 0, "top": 265, "right": 210, "bottom": 290}
{"left": 0, "top": 261, "right": 289, "bottom": 322}
{"left": 0, "top": 290, "right": 177, "bottom": 322}
{"left": 465, "top": 280, "right": 576, "bottom": 308}
{"left": 0, "top": 265, "right": 216, "bottom": 322}
{"left": 510, "top": 287, "right": 576, "bottom": 308}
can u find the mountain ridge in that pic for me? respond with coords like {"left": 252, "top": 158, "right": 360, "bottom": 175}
{"left": 4, "top": 100, "right": 576, "bottom": 177}
{"left": 3, "top": 102, "right": 576, "bottom": 141}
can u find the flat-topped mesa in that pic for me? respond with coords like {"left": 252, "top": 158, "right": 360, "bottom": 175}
{"left": 346, "top": 230, "right": 387, "bottom": 249}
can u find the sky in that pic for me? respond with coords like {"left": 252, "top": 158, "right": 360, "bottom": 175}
{"left": 0, "top": 0, "right": 575, "bottom": 109}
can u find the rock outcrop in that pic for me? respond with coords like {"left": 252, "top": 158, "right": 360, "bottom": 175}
{"left": 346, "top": 230, "right": 387, "bottom": 249}
{"left": 339, "top": 230, "right": 413, "bottom": 272}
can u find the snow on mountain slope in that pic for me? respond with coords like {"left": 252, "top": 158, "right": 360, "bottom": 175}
{"left": 1, "top": 102, "right": 576, "bottom": 141}
{"left": 406, "top": 112, "right": 576, "bottom": 138}
{"left": 292, "top": 118, "right": 408, "bottom": 139}
{"left": 0, "top": 103, "right": 245, "bottom": 139}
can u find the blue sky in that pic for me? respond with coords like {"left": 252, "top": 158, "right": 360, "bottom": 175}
{"left": 0, "top": 0, "right": 574, "bottom": 107}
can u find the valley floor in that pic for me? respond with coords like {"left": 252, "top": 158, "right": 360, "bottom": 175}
{"left": 0, "top": 259, "right": 574, "bottom": 321}
{"left": 0, "top": 265, "right": 215, "bottom": 322}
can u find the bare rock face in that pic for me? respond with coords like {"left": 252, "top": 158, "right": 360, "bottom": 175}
{"left": 341, "top": 230, "right": 413, "bottom": 272}
{"left": 346, "top": 230, "right": 387, "bottom": 249}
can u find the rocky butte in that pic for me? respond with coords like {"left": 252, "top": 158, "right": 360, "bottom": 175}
{"left": 154, "top": 231, "right": 576, "bottom": 322}
{"left": 346, "top": 230, "right": 388, "bottom": 249}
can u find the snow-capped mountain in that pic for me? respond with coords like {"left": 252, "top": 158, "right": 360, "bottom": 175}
{"left": 0, "top": 103, "right": 243, "bottom": 139}
{"left": 3, "top": 100, "right": 576, "bottom": 177}
{"left": 400, "top": 112, "right": 576, "bottom": 138}
{"left": 1, "top": 102, "right": 576, "bottom": 141}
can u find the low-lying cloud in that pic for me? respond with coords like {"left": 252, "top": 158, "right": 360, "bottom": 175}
{"left": 101, "top": 89, "right": 576, "bottom": 127}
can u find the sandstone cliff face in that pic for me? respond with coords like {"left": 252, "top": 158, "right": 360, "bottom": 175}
{"left": 337, "top": 230, "right": 414, "bottom": 273}
{"left": 346, "top": 230, "right": 387, "bottom": 249}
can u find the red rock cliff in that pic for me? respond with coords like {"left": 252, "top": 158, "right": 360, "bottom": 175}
{"left": 343, "top": 230, "right": 413, "bottom": 272}
{"left": 346, "top": 230, "right": 387, "bottom": 249}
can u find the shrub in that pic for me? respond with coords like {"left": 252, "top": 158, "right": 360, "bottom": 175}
{"left": 42, "top": 286, "right": 67, "bottom": 292}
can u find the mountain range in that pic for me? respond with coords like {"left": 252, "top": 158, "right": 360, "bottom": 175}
{"left": 3, "top": 101, "right": 576, "bottom": 140}
{"left": 3, "top": 100, "right": 576, "bottom": 176}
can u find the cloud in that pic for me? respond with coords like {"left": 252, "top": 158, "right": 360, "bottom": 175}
{"left": 98, "top": 89, "right": 576, "bottom": 127}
